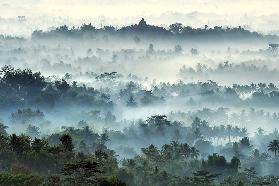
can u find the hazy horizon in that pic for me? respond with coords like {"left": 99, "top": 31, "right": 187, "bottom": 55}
{"left": 1, "top": 0, "right": 279, "bottom": 37}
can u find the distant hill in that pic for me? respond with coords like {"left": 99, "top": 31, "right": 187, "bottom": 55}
{"left": 31, "top": 18, "right": 278, "bottom": 42}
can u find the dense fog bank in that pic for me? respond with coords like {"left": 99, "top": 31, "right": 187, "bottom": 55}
{"left": 1, "top": 20, "right": 279, "bottom": 185}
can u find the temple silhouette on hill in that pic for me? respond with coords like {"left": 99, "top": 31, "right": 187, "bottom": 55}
{"left": 31, "top": 18, "right": 277, "bottom": 41}
{"left": 138, "top": 18, "right": 147, "bottom": 28}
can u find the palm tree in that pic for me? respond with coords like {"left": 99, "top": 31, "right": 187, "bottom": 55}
{"left": 180, "top": 143, "right": 191, "bottom": 158}
{"left": 190, "top": 147, "right": 200, "bottom": 159}
{"left": 268, "top": 140, "right": 279, "bottom": 157}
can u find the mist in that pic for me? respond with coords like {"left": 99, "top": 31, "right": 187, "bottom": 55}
{"left": 0, "top": 3, "right": 279, "bottom": 185}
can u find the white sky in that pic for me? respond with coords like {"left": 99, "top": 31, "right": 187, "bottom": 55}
{"left": 0, "top": 0, "right": 279, "bottom": 36}
{"left": 1, "top": 0, "right": 278, "bottom": 18}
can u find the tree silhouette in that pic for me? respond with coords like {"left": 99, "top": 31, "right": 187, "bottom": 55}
{"left": 230, "top": 156, "right": 240, "bottom": 171}
{"left": 0, "top": 123, "right": 8, "bottom": 137}
{"left": 60, "top": 134, "right": 74, "bottom": 152}
{"left": 268, "top": 140, "right": 279, "bottom": 157}
{"left": 9, "top": 134, "right": 31, "bottom": 154}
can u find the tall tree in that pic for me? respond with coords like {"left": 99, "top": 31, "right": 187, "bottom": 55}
{"left": 60, "top": 134, "right": 74, "bottom": 152}
{"left": 268, "top": 140, "right": 279, "bottom": 157}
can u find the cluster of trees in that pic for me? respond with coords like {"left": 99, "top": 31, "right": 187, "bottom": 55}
{"left": 151, "top": 79, "right": 279, "bottom": 107}
{"left": 1, "top": 63, "right": 279, "bottom": 185}
{"left": 190, "top": 117, "right": 248, "bottom": 143}
{"left": 3, "top": 65, "right": 279, "bottom": 117}
{"left": 0, "top": 66, "right": 113, "bottom": 109}
{"left": 31, "top": 18, "right": 275, "bottom": 41}
{"left": 2, "top": 14, "right": 279, "bottom": 186}
{"left": 2, "top": 66, "right": 279, "bottom": 142}
{"left": 179, "top": 61, "right": 279, "bottom": 84}
{"left": 0, "top": 122, "right": 125, "bottom": 185}
{"left": 10, "top": 108, "right": 45, "bottom": 125}
{"left": 169, "top": 107, "right": 279, "bottom": 138}
{"left": 0, "top": 119, "right": 279, "bottom": 185}
{"left": 179, "top": 62, "right": 279, "bottom": 77}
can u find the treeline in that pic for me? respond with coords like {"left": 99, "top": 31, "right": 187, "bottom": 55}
{"left": 0, "top": 123, "right": 125, "bottom": 185}
{"left": 178, "top": 61, "right": 279, "bottom": 84}
{"left": 152, "top": 80, "right": 279, "bottom": 107}
{"left": 0, "top": 65, "right": 113, "bottom": 109}
{"left": 3, "top": 66, "right": 279, "bottom": 111}
{"left": 31, "top": 18, "right": 277, "bottom": 41}
{"left": 0, "top": 119, "right": 279, "bottom": 185}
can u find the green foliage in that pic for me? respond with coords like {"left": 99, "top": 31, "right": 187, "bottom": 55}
{"left": 62, "top": 159, "right": 102, "bottom": 184}
{"left": 0, "top": 66, "right": 113, "bottom": 108}
{"left": 191, "top": 170, "right": 219, "bottom": 185}
{"left": 1, "top": 65, "right": 46, "bottom": 95}
{"left": 9, "top": 134, "right": 31, "bottom": 154}
{"left": 0, "top": 173, "right": 43, "bottom": 186}
{"left": 98, "top": 176, "right": 127, "bottom": 186}
{"left": 0, "top": 130, "right": 279, "bottom": 186}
